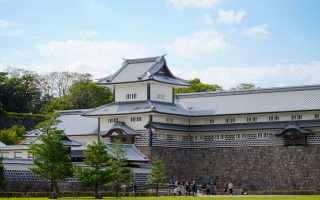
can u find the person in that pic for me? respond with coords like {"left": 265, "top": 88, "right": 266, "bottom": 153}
{"left": 224, "top": 182, "right": 228, "bottom": 195}
{"left": 191, "top": 180, "right": 198, "bottom": 197}
{"left": 206, "top": 182, "right": 211, "bottom": 195}
{"left": 201, "top": 183, "right": 207, "bottom": 196}
{"left": 228, "top": 181, "right": 233, "bottom": 195}
{"left": 133, "top": 183, "right": 137, "bottom": 197}
{"left": 174, "top": 186, "right": 181, "bottom": 196}
{"left": 212, "top": 182, "right": 217, "bottom": 195}
{"left": 181, "top": 181, "right": 186, "bottom": 196}
{"left": 185, "top": 182, "right": 191, "bottom": 196}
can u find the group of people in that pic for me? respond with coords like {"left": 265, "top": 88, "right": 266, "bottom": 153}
{"left": 170, "top": 180, "right": 218, "bottom": 196}
{"left": 171, "top": 179, "right": 234, "bottom": 196}
{"left": 224, "top": 181, "right": 234, "bottom": 195}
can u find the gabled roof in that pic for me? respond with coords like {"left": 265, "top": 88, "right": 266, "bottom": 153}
{"left": 101, "top": 121, "right": 140, "bottom": 137}
{"left": 105, "top": 143, "right": 149, "bottom": 162}
{"left": 97, "top": 55, "right": 190, "bottom": 86}
{"left": 175, "top": 84, "right": 320, "bottom": 116}
{"left": 145, "top": 119, "right": 320, "bottom": 133}
{"left": 276, "top": 122, "right": 313, "bottom": 136}
{"left": 83, "top": 100, "right": 190, "bottom": 116}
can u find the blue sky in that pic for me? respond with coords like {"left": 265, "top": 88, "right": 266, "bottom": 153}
{"left": 1, "top": 0, "right": 320, "bottom": 89}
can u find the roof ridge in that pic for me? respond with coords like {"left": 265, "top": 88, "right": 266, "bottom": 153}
{"left": 125, "top": 55, "right": 161, "bottom": 63}
{"left": 175, "top": 84, "right": 320, "bottom": 99}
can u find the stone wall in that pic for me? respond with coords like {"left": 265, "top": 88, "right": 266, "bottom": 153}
{"left": 151, "top": 145, "right": 320, "bottom": 191}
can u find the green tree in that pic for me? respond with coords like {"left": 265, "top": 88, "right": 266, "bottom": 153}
{"left": 0, "top": 157, "right": 5, "bottom": 187}
{"left": 29, "top": 112, "right": 73, "bottom": 199}
{"left": 175, "top": 78, "right": 222, "bottom": 94}
{"left": 0, "top": 125, "right": 26, "bottom": 145}
{"left": 109, "top": 140, "right": 133, "bottom": 198}
{"left": 0, "top": 68, "right": 43, "bottom": 113}
{"left": 68, "top": 79, "right": 112, "bottom": 109}
{"left": 74, "top": 141, "right": 113, "bottom": 199}
{"left": 231, "top": 83, "right": 259, "bottom": 90}
{"left": 146, "top": 155, "right": 167, "bottom": 197}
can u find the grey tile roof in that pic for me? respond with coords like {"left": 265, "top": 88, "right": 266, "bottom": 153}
{"left": 145, "top": 119, "right": 320, "bottom": 133}
{"left": 0, "top": 141, "right": 6, "bottom": 147}
{"left": 105, "top": 143, "right": 149, "bottom": 162}
{"left": 101, "top": 121, "right": 140, "bottom": 137}
{"left": 176, "top": 84, "right": 320, "bottom": 116}
{"left": 276, "top": 122, "right": 312, "bottom": 136}
{"left": 83, "top": 100, "right": 190, "bottom": 116}
{"left": 97, "top": 55, "right": 190, "bottom": 86}
{"left": 57, "top": 109, "right": 98, "bottom": 136}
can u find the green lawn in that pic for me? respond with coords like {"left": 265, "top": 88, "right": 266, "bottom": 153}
{"left": 1, "top": 196, "right": 320, "bottom": 200}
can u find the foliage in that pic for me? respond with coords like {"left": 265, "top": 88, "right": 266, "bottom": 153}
{"left": 109, "top": 140, "right": 133, "bottom": 198}
{"left": 0, "top": 68, "right": 44, "bottom": 113}
{"left": 175, "top": 78, "right": 222, "bottom": 94}
{"left": 231, "top": 83, "right": 259, "bottom": 90}
{"left": 0, "top": 157, "right": 4, "bottom": 186}
{"left": 146, "top": 155, "right": 167, "bottom": 197}
{"left": 40, "top": 71, "right": 91, "bottom": 98}
{"left": 0, "top": 125, "right": 26, "bottom": 145}
{"left": 43, "top": 78, "right": 112, "bottom": 112}
{"left": 29, "top": 112, "right": 73, "bottom": 197}
{"left": 68, "top": 79, "right": 112, "bottom": 109}
{"left": 74, "top": 141, "right": 113, "bottom": 198}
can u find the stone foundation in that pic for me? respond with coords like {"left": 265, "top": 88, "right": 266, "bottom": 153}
{"left": 151, "top": 145, "right": 320, "bottom": 191}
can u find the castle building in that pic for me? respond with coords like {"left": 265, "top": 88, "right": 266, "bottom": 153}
{"left": 84, "top": 55, "right": 320, "bottom": 190}
{"left": 1, "top": 55, "right": 320, "bottom": 191}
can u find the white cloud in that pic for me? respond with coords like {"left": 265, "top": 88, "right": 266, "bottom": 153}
{"left": 244, "top": 24, "right": 269, "bottom": 39}
{"left": 76, "top": 31, "right": 98, "bottom": 38}
{"left": 34, "top": 40, "right": 150, "bottom": 77}
{"left": 0, "top": 19, "right": 9, "bottom": 28}
{"left": 171, "top": 61, "right": 320, "bottom": 89}
{"left": 168, "top": 0, "right": 219, "bottom": 8}
{"left": 168, "top": 30, "right": 229, "bottom": 58}
{"left": 203, "top": 14, "right": 214, "bottom": 25}
{"left": 218, "top": 10, "right": 246, "bottom": 24}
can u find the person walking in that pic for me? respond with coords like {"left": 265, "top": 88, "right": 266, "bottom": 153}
{"left": 224, "top": 182, "right": 228, "bottom": 195}
{"left": 228, "top": 181, "right": 233, "bottom": 195}
{"left": 191, "top": 180, "right": 198, "bottom": 197}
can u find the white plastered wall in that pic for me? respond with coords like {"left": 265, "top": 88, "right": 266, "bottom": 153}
{"left": 100, "top": 114, "right": 149, "bottom": 131}
{"left": 115, "top": 82, "right": 147, "bottom": 102}
{"left": 190, "top": 111, "right": 320, "bottom": 125}
{"left": 68, "top": 135, "right": 98, "bottom": 149}
{"left": 150, "top": 82, "right": 173, "bottom": 103}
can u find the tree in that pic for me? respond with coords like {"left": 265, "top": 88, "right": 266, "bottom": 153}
{"left": 146, "top": 155, "right": 167, "bottom": 197}
{"left": 109, "top": 140, "right": 133, "bottom": 198}
{"left": 68, "top": 79, "right": 112, "bottom": 109}
{"left": 0, "top": 157, "right": 4, "bottom": 187}
{"left": 74, "top": 141, "right": 113, "bottom": 199}
{"left": 29, "top": 112, "right": 73, "bottom": 199}
{"left": 0, "top": 68, "right": 43, "bottom": 113}
{"left": 0, "top": 125, "right": 26, "bottom": 145}
{"left": 175, "top": 78, "right": 222, "bottom": 94}
{"left": 231, "top": 83, "right": 259, "bottom": 90}
{"left": 40, "top": 72, "right": 91, "bottom": 98}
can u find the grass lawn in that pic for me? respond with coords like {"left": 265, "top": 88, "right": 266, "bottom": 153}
{"left": 1, "top": 196, "right": 320, "bottom": 200}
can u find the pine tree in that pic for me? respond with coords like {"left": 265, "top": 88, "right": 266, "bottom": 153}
{"left": 29, "top": 112, "right": 73, "bottom": 199}
{"left": 147, "top": 155, "right": 167, "bottom": 197}
{"left": 74, "top": 141, "right": 113, "bottom": 199}
{"left": 109, "top": 140, "right": 133, "bottom": 198}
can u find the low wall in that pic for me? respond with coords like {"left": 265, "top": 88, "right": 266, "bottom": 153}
{"left": 151, "top": 145, "right": 320, "bottom": 191}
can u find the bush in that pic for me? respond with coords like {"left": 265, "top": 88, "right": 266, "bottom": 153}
{"left": 248, "top": 189, "right": 318, "bottom": 195}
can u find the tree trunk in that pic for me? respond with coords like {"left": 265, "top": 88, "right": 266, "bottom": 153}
{"left": 115, "top": 184, "right": 120, "bottom": 198}
{"left": 94, "top": 183, "right": 101, "bottom": 199}
{"left": 156, "top": 183, "right": 159, "bottom": 197}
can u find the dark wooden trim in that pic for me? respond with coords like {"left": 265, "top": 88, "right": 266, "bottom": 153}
{"left": 112, "top": 85, "right": 115, "bottom": 102}
{"left": 98, "top": 117, "right": 100, "bottom": 141}
{"left": 147, "top": 83, "right": 150, "bottom": 100}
